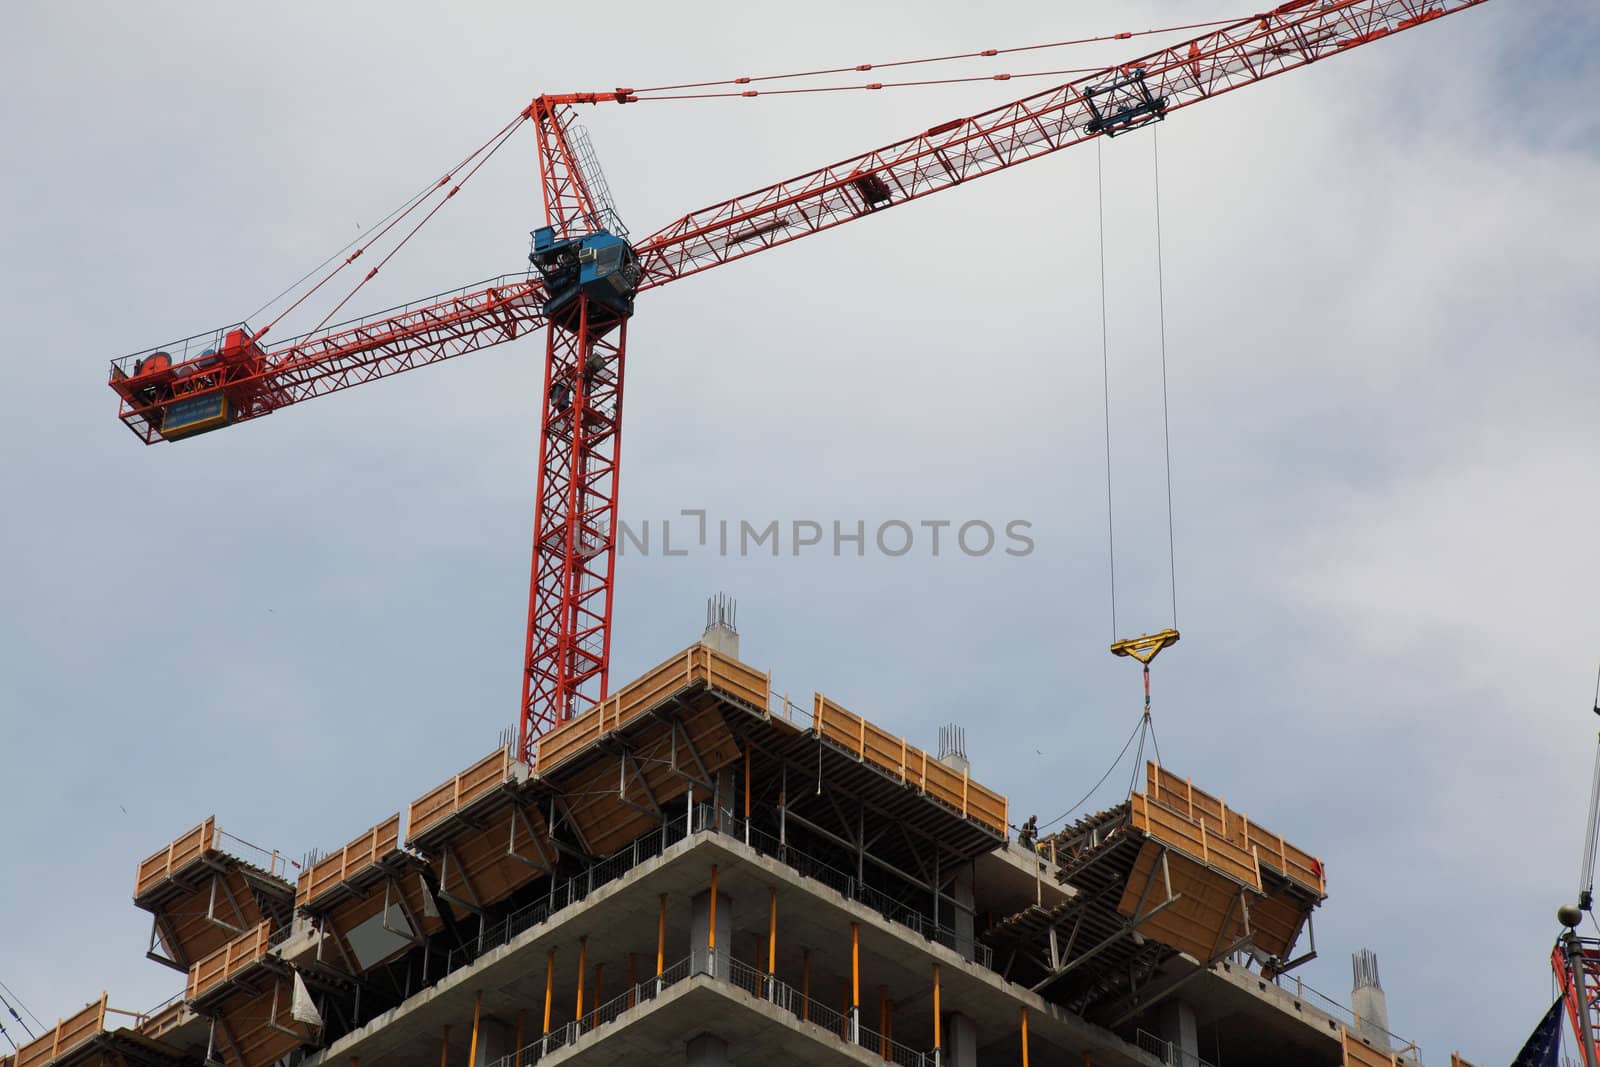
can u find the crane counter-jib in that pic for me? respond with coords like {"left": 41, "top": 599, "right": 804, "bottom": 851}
{"left": 108, "top": 273, "right": 547, "bottom": 443}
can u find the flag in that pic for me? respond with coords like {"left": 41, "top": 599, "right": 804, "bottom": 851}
{"left": 1511, "top": 998, "right": 1564, "bottom": 1067}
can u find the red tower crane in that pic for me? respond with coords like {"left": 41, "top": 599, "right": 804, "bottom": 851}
{"left": 108, "top": 0, "right": 1489, "bottom": 761}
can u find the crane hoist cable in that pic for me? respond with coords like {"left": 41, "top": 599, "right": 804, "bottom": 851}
{"left": 1100, "top": 125, "right": 1181, "bottom": 730}
{"left": 1039, "top": 714, "right": 1144, "bottom": 832}
{"left": 1579, "top": 661, "right": 1600, "bottom": 912}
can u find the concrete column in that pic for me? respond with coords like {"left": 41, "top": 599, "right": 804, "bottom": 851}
{"left": 469, "top": 1019, "right": 514, "bottom": 1067}
{"left": 685, "top": 1033, "right": 729, "bottom": 1067}
{"left": 950, "top": 864, "right": 975, "bottom": 962}
{"left": 1156, "top": 999, "right": 1199, "bottom": 1063}
{"left": 1351, "top": 949, "right": 1390, "bottom": 1051}
{"left": 940, "top": 1012, "right": 977, "bottom": 1067}
{"left": 691, "top": 887, "right": 732, "bottom": 977}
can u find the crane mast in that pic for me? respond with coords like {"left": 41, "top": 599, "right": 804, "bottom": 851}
{"left": 106, "top": 0, "right": 1491, "bottom": 760}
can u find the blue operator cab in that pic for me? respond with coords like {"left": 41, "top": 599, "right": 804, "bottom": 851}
{"left": 529, "top": 226, "right": 640, "bottom": 331}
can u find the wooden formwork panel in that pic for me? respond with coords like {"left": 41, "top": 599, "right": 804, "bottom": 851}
{"left": 137, "top": 1001, "right": 188, "bottom": 1043}
{"left": 212, "top": 984, "right": 314, "bottom": 1067}
{"left": 1248, "top": 888, "right": 1310, "bottom": 960}
{"left": 297, "top": 814, "right": 401, "bottom": 909}
{"left": 698, "top": 646, "right": 769, "bottom": 710}
{"left": 534, "top": 644, "right": 770, "bottom": 776}
{"left": 153, "top": 866, "right": 276, "bottom": 969}
{"left": 188, "top": 921, "right": 273, "bottom": 1002}
{"left": 557, "top": 703, "right": 740, "bottom": 856}
{"left": 136, "top": 818, "right": 216, "bottom": 899}
{"left": 1130, "top": 794, "right": 1261, "bottom": 892}
{"left": 408, "top": 746, "right": 515, "bottom": 843}
{"left": 813, "top": 695, "right": 1008, "bottom": 837}
{"left": 1145, "top": 762, "right": 1325, "bottom": 897}
{"left": 1117, "top": 843, "right": 1251, "bottom": 962}
{"left": 10, "top": 995, "right": 105, "bottom": 1067}
{"left": 1342, "top": 1030, "right": 1397, "bottom": 1067}
{"left": 436, "top": 804, "right": 548, "bottom": 915}
{"left": 322, "top": 869, "right": 442, "bottom": 968}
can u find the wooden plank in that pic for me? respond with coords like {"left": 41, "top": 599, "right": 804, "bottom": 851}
{"left": 1249, "top": 890, "right": 1311, "bottom": 959}
{"left": 13, "top": 995, "right": 106, "bottom": 1067}
{"left": 1342, "top": 1030, "right": 1396, "bottom": 1067}
{"left": 187, "top": 922, "right": 271, "bottom": 1002}
{"left": 1145, "top": 761, "right": 1324, "bottom": 897}
{"left": 699, "top": 647, "right": 769, "bottom": 710}
{"left": 1132, "top": 795, "right": 1261, "bottom": 892}
{"left": 438, "top": 809, "right": 543, "bottom": 914}
{"left": 924, "top": 757, "right": 966, "bottom": 813}
{"left": 136, "top": 817, "right": 215, "bottom": 898}
{"left": 298, "top": 814, "right": 402, "bottom": 908}
{"left": 407, "top": 746, "right": 514, "bottom": 843}
{"left": 214, "top": 986, "right": 312, "bottom": 1067}
{"left": 137, "top": 1000, "right": 188, "bottom": 1042}
{"left": 1116, "top": 844, "right": 1249, "bottom": 960}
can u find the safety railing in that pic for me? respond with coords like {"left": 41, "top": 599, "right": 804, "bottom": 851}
{"left": 441, "top": 801, "right": 993, "bottom": 981}
{"left": 444, "top": 811, "right": 698, "bottom": 973}
{"left": 1137, "top": 1029, "right": 1218, "bottom": 1067}
{"left": 723, "top": 957, "right": 933, "bottom": 1067}
{"left": 1268, "top": 972, "right": 1419, "bottom": 1056}
{"left": 486, "top": 956, "right": 694, "bottom": 1067}
{"left": 113, "top": 325, "right": 251, "bottom": 378}
{"left": 735, "top": 815, "right": 995, "bottom": 970}
{"left": 135, "top": 819, "right": 294, "bottom": 899}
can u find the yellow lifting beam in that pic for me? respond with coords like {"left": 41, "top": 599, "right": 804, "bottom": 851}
{"left": 1111, "top": 628, "right": 1180, "bottom": 715}
{"left": 1109, "top": 629, "right": 1180, "bottom": 666}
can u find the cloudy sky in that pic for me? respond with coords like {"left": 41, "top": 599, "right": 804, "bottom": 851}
{"left": 2, "top": 2, "right": 1596, "bottom": 1062}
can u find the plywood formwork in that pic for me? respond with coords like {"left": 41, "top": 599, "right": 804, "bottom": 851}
{"left": 132, "top": 1000, "right": 191, "bottom": 1045}
{"left": 407, "top": 747, "right": 523, "bottom": 846}
{"left": 296, "top": 815, "right": 404, "bottom": 911}
{"left": 0, "top": 995, "right": 207, "bottom": 1067}
{"left": 1342, "top": 1028, "right": 1402, "bottom": 1067}
{"left": 303, "top": 865, "right": 440, "bottom": 976}
{"left": 187, "top": 922, "right": 277, "bottom": 1005}
{"left": 132, "top": 819, "right": 294, "bottom": 972}
{"left": 431, "top": 800, "right": 550, "bottom": 916}
{"left": 1139, "top": 762, "right": 1323, "bottom": 963}
{"left": 812, "top": 696, "right": 1008, "bottom": 838}
{"left": 1129, "top": 792, "right": 1262, "bottom": 892}
{"left": 991, "top": 763, "right": 1324, "bottom": 1019}
{"left": 549, "top": 698, "right": 741, "bottom": 856}
{"left": 1116, "top": 842, "right": 1252, "bottom": 962}
{"left": 1144, "top": 763, "right": 1325, "bottom": 897}
{"left": 206, "top": 981, "right": 316, "bottom": 1067}
{"left": 530, "top": 644, "right": 769, "bottom": 776}
{"left": 3, "top": 995, "right": 107, "bottom": 1067}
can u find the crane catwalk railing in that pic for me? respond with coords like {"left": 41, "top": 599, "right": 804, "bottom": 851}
{"left": 633, "top": 0, "right": 1487, "bottom": 290}
{"left": 111, "top": 274, "right": 546, "bottom": 442}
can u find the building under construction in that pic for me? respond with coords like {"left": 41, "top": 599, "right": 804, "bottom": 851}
{"left": 3, "top": 615, "right": 1474, "bottom": 1067}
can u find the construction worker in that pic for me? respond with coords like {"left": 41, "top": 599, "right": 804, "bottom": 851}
{"left": 1017, "top": 814, "right": 1038, "bottom": 850}
{"left": 549, "top": 377, "right": 572, "bottom": 413}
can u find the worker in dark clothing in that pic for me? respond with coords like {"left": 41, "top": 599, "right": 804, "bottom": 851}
{"left": 549, "top": 379, "right": 572, "bottom": 413}
{"left": 1017, "top": 814, "right": 1039, "bottom": 850}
